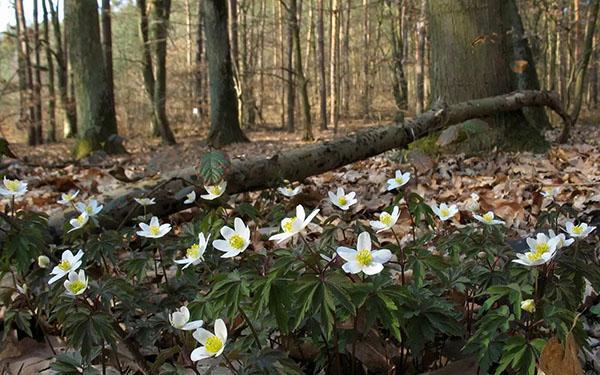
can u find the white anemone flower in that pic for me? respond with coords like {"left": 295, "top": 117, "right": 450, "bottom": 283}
{"left": 512, "top": 233, "right": 559, "bottom": 267}
{"left": 75, "top": 199, "right": 103, "bottom": 217}
{"left": 169, "top": 306, "right": 204, "bottom": 330}
{"left": 541, "top": 186, "right": 560, "bottom": 199}
{"left": 336, "top": 232, "right": 392, "bottom": 275}
{"left": 269, "top": 205, "right": 320, "bottom": 243}
{"left": 465, "top": 193, "right": 480, "bottom": 212}
{"left": 184, "top": 190, "right": 196, "bottom": 204}
{"left": 0, "top": 177, "right": 27, "bottom": 197}
{"left": 277, "top": 186, "right": 302, "bottom": 197}
{"left": 386, "top": 170, "right": 411, "bottom": 191}
{"left": 369, "top": 206, "right": 400, "bottom": 233}
{"left": 57, "top": 190, "right": 79, "bottom": 205}
{"left": 48, "top": 249, "right": 84, "bottom": 284}
{"left": 328, "top": 187, "right": 358, "bottom": 211}
{"left": 213, "top": 218, "right": 251, "bottom": 258}
{"left": 134, "top": 197, "right": 156, "bottom": 206}
{"left": 431, "top": 203, "right": 458, "bottom": 221}
{"left": 63, "top": 270, "right": 88, "bottom": 296}
{"left": 38, "top": 255, "right": 50, "bottom": 268}
{"left": 191, "top": 319, "right": 228, "bottom": 361}
{"left": 175, "top": 233, "right": 210, "bottom": 269}
{"left": 473, "top": 211, "right": 505, "bottom": 225}
{"left": 68, "top": 212, "right": 89, "bottom": 233}
{"left": 201, "top": 181, "right": 227, "bottom": 200}
{"left": 548, "top": 229, "right": 574, "bottom": 250}
{"left": 136, "top": 216, "right": 172, "bottom": 239}
{"left": 564, "top": 221, "right": 596, "bottom": 239}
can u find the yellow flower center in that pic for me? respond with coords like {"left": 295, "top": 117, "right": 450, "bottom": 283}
{"left": 186, "top": 244, "right": 200, "bottom": 259}
{"left": 209, "top": 186, "right": 222, "bottom": 196}
{"left": 527, "top": 251, "right": 543, "bottom": 261}
{"left": 68, "top": 279, "right": 86, "bottom": 294}
{"left": 282, "top": 217, "right": 296, "bottom": 233}
{"left": 64, "top": 193, "right": 73, "bottom": 200}
{"left": 5, "top": 180, "right": 20, "bottom": 191}
{"left": 338, "top": 196, "right": 348, "bottom": 206}
{"left": 229, "top": 234, "right": 245, "bottom": 250}
{"left": 85, "top": 206, "right": 94, "bottom": 215}
{"left": 205, "top": 335, "right": 223, "bottom": 353}
{"left": 149, "top": 225, "right": 161, "bottom": 236}
{"left": 572, "top": 225, "right": 584, "bottom": 235}
{"left": 380, "top": 212, "right": 393, "bottom": 226}
{"left": 440, "top": 208, "right": 449, "bottom": 217}
{"left": 395, "top": 177, "right": 404, "bottom": 185}
{"left": 483, "top": 213, "right": 493, "bottom": 222}
{"left": 356, "top": 249, "right": 373, "bottom": 266}
{"left": 534, "top": 242, "right": 550, "bottom": 254}
{"left": 76, "top": 214, "right": 87, "bottom": 226}
{"left": 58, "top": 260, "right": 71, "bottom": 271}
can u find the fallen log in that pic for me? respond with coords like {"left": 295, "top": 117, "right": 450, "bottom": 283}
{"left": 48, "top": 90, "right": 571, "bottom": 236}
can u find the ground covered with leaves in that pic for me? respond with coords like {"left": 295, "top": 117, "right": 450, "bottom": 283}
{"left": 0, "top": 121, "right": 599, "bottom": 374}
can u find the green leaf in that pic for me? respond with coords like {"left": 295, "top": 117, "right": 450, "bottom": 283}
{"left": 198, "top": 150, "right": 230, "bottom": 185}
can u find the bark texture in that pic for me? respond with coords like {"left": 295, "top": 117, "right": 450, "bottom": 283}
{"left": 204, "top": 0, "right": 249, "bottom": 147}
{"left": 49, "top": 90, "right": 570, "bottom": 235}
{"left": 65, "top": 0, "right": 123, "bottom": 158}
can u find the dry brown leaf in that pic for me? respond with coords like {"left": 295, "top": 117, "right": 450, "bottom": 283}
{"left": 538, "top": 335, "right": 583, "bottom": 375}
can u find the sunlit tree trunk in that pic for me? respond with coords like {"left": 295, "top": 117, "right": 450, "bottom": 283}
{"left": 204, "top": 0, "right": 249, "bottom": 146}
{"left": 285, "top": 0, "right": 295, "bottom": 133}
{"left": 330, "top": 0, "right": 339, "bottom": 133}
{"left": 15, "top": 0, "right": 36, "bottom": 145}
{"left": 49, "top": 0, "right": 77, "bottom": 138}
{"left": 388, "top": 0, "right": 408, "bottom": 113}
{"left": 101, "top": 0, "right": 116, "bottom": 127}
{"left": 290, "top": 0, "right": 313, "bottom": 140}
{"left": 32, "top": 0, "right": 43, "bottom": 144}
{"left": 361, "top": 0, "right": 370, "bottom": 116}
{"left": 415, "top": 0, "right": 426, "bottom": 114}
{"left": 65, "top": 0, "right": 123, "bottom": 157}
{"left": 341, "top": 1, "right": 351, "bottom": 114}
{"left": 42, "top": 0, "right": 57, "bottom": 143}
{"left": 193, "top": 0, "right": 205, "bottom": 120}
{"left": 316, "top": 0, "right": 327, "bottom": 129}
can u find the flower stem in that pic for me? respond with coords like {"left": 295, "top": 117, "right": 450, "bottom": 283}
{"left": 222, "top": 353, "right": 239, "bottom": 375}
{"left": 390, "top": 227, "right": 405, "bottom": 285}
{"left": 239, "top": 305, "right": 261, "bottom": 349}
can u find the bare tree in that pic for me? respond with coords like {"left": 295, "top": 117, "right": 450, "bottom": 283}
{"left": 330, "top": 0, "right": 340, "bottom": 133}
{"left": 15, "top": 0, "right": 36, "bottom": 145}
{"left": 32, "top": 0, "right": 43, "bottom": 144}
{"left": 42, "top": 0, "right": 57, "bottom": 143}
{"left": 316, "top": 0, "right": 327, "bottom": 129}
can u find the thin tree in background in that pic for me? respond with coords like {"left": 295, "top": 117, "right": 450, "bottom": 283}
{"left": 316, "top": 0, "right": 327, "bottom": 129}
{"left": 290, "top": 0, "right": 313, "bottom": 140}
{"left": 415, "top": 0, "right": 426, "bottom": 114}
{"left": 49, "top": 0, "right": 77, "bottom": 138}
{"left": 362, "top": 0, "right": 370, "bottom": 116}
{"left": 341, "top": 1, "right": 351, "bottom": 114}
{"left": 330, "top": 0, "right": 340, "bottom": 133}
{"left": 32, "top": 0, "right": 43, "bottom": 144}
{"left": 15, "top": 0, "right": 36, "bottom": 145}
{"left": 204, "top": 0, "right": 249, "bottom": 146}
{"left": 65, "top": 0, "right": 124, "bottom": 157}
{"left": 388, "top": 0, "right": 408, "bottom": 113}
{"left": 285, "top": 0, "right": 295, "bottom": 133}
{"left": 193, "top": 0, "right": 205, "bottom": 120}
{"left": 42, "top": 0, "right": 57, "bottom": 143}
{"left": 101, "top": 0, "right": 116, "bottom": 121}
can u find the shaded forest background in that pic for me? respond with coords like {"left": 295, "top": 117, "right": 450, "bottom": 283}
{"left": 0, "top": 0, "right": 598, "bottom": 150}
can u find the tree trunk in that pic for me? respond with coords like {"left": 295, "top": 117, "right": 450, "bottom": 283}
{"left": 330, "top": 0, "right": 340, "bottom": 133}
{"left": 415, "top": 0, "right": 426, "bottom": 114}
{"left": 42, "top": 0, "right": 57, "bottom": 143}
{"left": 388, "top": 0, "right": 408, "bottom": 113}
{"left": 137, "top": 0, "right": 159, "bottom": 135}
{"left": 193, "top": 0, "right": 204, "bottom": 119}
{"left": 48, "top": 90, "right": 571, "bottom": 236}
{"left": 285, "top": 0, "right": 296, "bottom": 133}
{"left": 15, "top": 0, "right": 36, "bottom": 146}
{"left": 204, "top": 0, "right": 249, "bottom": 147}
{"left": 428, "top": 0, "right": 548, "bottom": 152}
{"left": 503, "top": 0, "right": 551, "bottom": 130}
{"left": 290, "top": 0, "right": 313, "bottom": 141}
{"left": 32, "top": 0, "right": 43, "bottom": 144}
{"left": 341, "top": 1, "right": 351, "bottom": 115}
{"left": 316, "top": 0, "right": 328, "bottom": 129}
{"left": 561, "top": 0, "right": 599, "bottom": 141}
{"left": 100, "top": 0, "right": 117, "bottom": 126}
{"left": 65, "top": 0, "right": 123, "bottom": 158}
{"left": 13, "top": 0, "right": 29, "bottom": 138}
{"left": 49, "top": 0, "right": 77, "bottom": 138}
{"left": 362, "top": 0, "right": 370, "bottom": 116}
{"left": 151, "top": 0, "right": 177, "bottom": 144}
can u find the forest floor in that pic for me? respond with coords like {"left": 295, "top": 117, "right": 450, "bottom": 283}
{"left": 3, "top": 116, "right": 599, "bottom": 237}
{"left": 1, "top": 116, "right": 599, "bottom": 373}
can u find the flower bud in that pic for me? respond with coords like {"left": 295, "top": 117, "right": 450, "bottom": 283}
{"left": 521, "top": 299, "right": 536, "bottom": 313}
{"left": 38, "top": 255, "right": 50, "bottom": 268}
{"left": 477, "top": 251, "right": 487, "bottom": 259}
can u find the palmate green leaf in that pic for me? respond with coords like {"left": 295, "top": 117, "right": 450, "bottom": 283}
{"left": 3, "top": 308, "right": 33, "bottom": 338}
{"left": 495, "top": 336, "right": 545, "bottom": 375}
{"left": 198, "top": 150, "right": 230, "bottom": 185}
{"left": 292, "top": 276, "right": 321, "bottom": 330}
{"left": 62, "top": 307, "right": 116, "bottom": 360}
{"left": 208, "top": 270, "right": 251, "bottom": 317}
{"left": 243, "top": 347, "right": 304, "bottom": 375}
{"left": 1, "top": 211, "right": 48, "bottom": 272}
